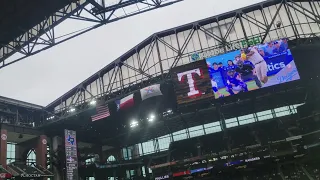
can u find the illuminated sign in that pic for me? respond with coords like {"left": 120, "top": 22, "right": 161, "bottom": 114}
{"left": 190, "top": 168, "right": 206, "bottom": 174}
{"left": 65, "top": 129, "right": 78, "bottom": 180}
{"left": 171, "top": 60, "right": 214, "bottom": 105}
{"left": 191, "top": 36, "right": 261, "bottom": 61}
{"left": 155, "top": 175, "right": 169, "bottom": 180}
{"left": 173, "top": 170, "right": 191, "bottom": 177}
{"left": 150, "top": 161, "right": 176, "bottom": 169}
{"left": 20, "top": 174, "right": 41, "bottom": 178}
{"left": 177, "top": 68, "right": 203, "bottom": 97}
{"left": 206, "top": 38, "right": 300, "bottom": 99}
{"left": 245, "top": 157, "right": 260, "bottom": 162}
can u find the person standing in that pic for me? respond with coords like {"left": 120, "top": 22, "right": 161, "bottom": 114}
{"left": 236, "top": 59, "right": 262, "bottom": 88}
{"left": 246, "top": 47, "right": 268, "bottom": 84}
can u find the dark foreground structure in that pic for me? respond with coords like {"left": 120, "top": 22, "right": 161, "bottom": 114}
{"left": 1, "top": 0, "right": 320, "bottom": 180}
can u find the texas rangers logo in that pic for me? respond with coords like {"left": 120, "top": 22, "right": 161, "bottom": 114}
{"left": 42, "top": 139, "right": 47, "bottom": 145}
{"left": 1, "top": 134, "right": 7, "bottom": 141}
{"left": 66, "top": 135, "right": 75, "bottom": 146}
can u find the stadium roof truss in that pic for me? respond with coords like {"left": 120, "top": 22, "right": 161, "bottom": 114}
{"left": 0, "top": 0, "right": 183, "bottom": 68}
{"left": 42, "top": 0, "right": 320, "bottom": 120}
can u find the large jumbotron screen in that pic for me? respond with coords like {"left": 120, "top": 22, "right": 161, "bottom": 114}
{"left": 172, "top": 38, "right": 300, "bottom": 105}
{"left": 206, "top": 38, "right": 300, "bottom": 99}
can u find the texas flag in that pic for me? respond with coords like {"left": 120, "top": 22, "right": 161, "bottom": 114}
{"left": 115, "top": 94, "right": 134, "bottom": 111}
{"left": 140, "top": 84, "right": 163, "bottom": 101}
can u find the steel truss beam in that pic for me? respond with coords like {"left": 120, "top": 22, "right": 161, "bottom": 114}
{"left": 36, "top": 0, "right": 320, "bottom": 123}
{"left": 99, "top": 85, "right": 305, "bottom": 147}
{"left": 0, "top": 0, "right": 183, "bottom": 68}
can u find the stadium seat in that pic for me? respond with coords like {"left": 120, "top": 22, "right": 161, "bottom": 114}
{"left": 228, "top": 126, "right": 257, "bottom": 149}
{"left": 199, "top": 131, "right": 227, "bottom": 155}
{"left": 169, "top": 138, "right": 199, "bottom": 161}
{"left": 280, "top": 163, "right": 309, "bottom": 180}
{"left": 302, "top": 163, "right": 320, "bottom": 180}
{"left": 253, "top": 120, "right": 288, "bottom": 143}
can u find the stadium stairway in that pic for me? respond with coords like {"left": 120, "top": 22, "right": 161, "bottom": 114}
{"left": 36, "top": 165, "right": 54, "bottom": 177}
{"left": 0, "top": 165, "right": 12, "bottom": 179}
{"left": 6, "top": 164, "right": 22, "bottom": 176}
{"left": 6, "top": 163, "right": 53, "bottom": 178}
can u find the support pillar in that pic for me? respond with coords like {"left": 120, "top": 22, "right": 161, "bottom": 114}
{"left": 132, "top": 144, "right": 140, "bottom": 159}
{"left": 0, "top": 129, "right": 7, "bottom": 167}
{"left": 52, "top": 136, "right": 62, "bottom": 180}
{"left": 36, "top": 135, "right": 47, "bottom": 167}
{"left": 132, "top": 145, "right": 142, "bottom": 177}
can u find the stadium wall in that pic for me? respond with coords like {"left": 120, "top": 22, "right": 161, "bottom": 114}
{"left": 46, "top": 0, "right": 320, "bottom": 113}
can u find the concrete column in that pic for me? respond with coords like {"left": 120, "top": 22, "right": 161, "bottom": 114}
{"left": 36, "top": 135, "right": 47, "bottom": 167}
{"left": 0, "top": 129, "right": 7, "bottom": 167}
{"left": 52, "top": 136, "right": 62, "bottom": 180}
{"left": 132, "top": 144, "right": 140, "bottom": 159}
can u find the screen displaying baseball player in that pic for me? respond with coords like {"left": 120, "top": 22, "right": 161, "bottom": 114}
{"left": 226, "top": 70, "right": 248, "bottom": 94}
{"left": 246, "top": 47, "right": 268, "bottom": 84}
{"left": 206, "top": 38, "right": 300, "bottom": 98}
{"left": 211, "top": 77, "right": 224, "bottom": 98}
{"left": 235, "top": 58, "right": 262, "bottom": 88}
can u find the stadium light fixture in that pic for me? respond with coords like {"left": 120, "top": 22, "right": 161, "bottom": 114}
{"left": 67, "top": 108, "right": 76, "bottom": 113}
{"left": 130, "top": 120, "right": 138, "bottom": 128}
{"left": 148, "top": 114, "right": 155, "bottom": 122}
{"left": 163, "top": 109, "right": 173, "bottom": 117}
{"left": 90, "top": 99, "right": 96, "bottom": 105}
{"left": 46, "top": 116, "right": 55, "bottom": 120}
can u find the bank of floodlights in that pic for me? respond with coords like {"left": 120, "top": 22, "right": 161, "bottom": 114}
{"left": 130, "top": 120, "right": 139, "bottom": 128}
{"left": 89, "top": 99, "right": 96, "bottom": 105}
{"left": 148, "top": 114, "right": 155, "bottom": 122}
{"left": 163, "top": 109, "right": 173, "bottom": 117}
{"left": 46, "top": 116, "right": 55, "bottom": 120}
{"left": 67, "top": 107, "right": 76, "bottom": 113}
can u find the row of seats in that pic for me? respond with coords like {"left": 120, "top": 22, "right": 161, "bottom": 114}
{"left": 178, "top": 163, "right": 317, "bottom": 180}
{"left": 303, "top": 163, "right": 319, "bottom": 180}
{"left": 280, "top": 164, "right": 309, "bottom": 180}
{"left": 169, "top": 120, "right": 293, "bottom": 161}
{"left": 0, "top": 166, "right": 9, "bottom": 174}
{"left": 6, "top": 163, "right": 53, "bottom": 176}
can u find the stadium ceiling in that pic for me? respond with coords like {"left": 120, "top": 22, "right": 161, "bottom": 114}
{"left": 43, "top": 0, "right": 320, "bottom": 115}
{"left": 33, "top": 0, "right": 318, "bottom": 146}
{"left": 0, "top": 0, "right": 183, "bottom": 68}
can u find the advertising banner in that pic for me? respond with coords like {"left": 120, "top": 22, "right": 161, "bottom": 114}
{"left": 155, "top": 175, "right": 170, "bottom": 180}
{"left": 173, "top": 170, "right": 191, "bottom": 177}
{"left": 64, "top": 130, "right": 78, "bottom": 180}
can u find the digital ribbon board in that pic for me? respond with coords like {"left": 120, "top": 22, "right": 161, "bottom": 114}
{"left": 64, "top": 129, "right": 78, "bottom": 180}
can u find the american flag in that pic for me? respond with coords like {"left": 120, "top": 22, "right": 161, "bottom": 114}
{"left": 91, "top": 102, "right": 110, "bottom": 122}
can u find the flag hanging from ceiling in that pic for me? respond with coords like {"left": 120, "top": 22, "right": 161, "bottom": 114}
{"left": 140, "top": 84, "right": 163, "bottom": 101}
{"left": 91, "top": 101, "right": 110, "bottom": 122}
{"left": 115, "top": 94, "right": 134, "bottom": 111}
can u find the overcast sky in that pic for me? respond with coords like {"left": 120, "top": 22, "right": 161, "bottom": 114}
{"left": 0, "top": 0, "right": 264, "bottom": 106}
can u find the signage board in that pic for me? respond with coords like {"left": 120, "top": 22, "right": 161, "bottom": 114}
{"left": 64, "top": 129, "right": 78, "bottom": 180}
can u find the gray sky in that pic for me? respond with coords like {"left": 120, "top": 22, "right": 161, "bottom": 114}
{"left": 0, "top": 0, "right": 263, "bottom": 106}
